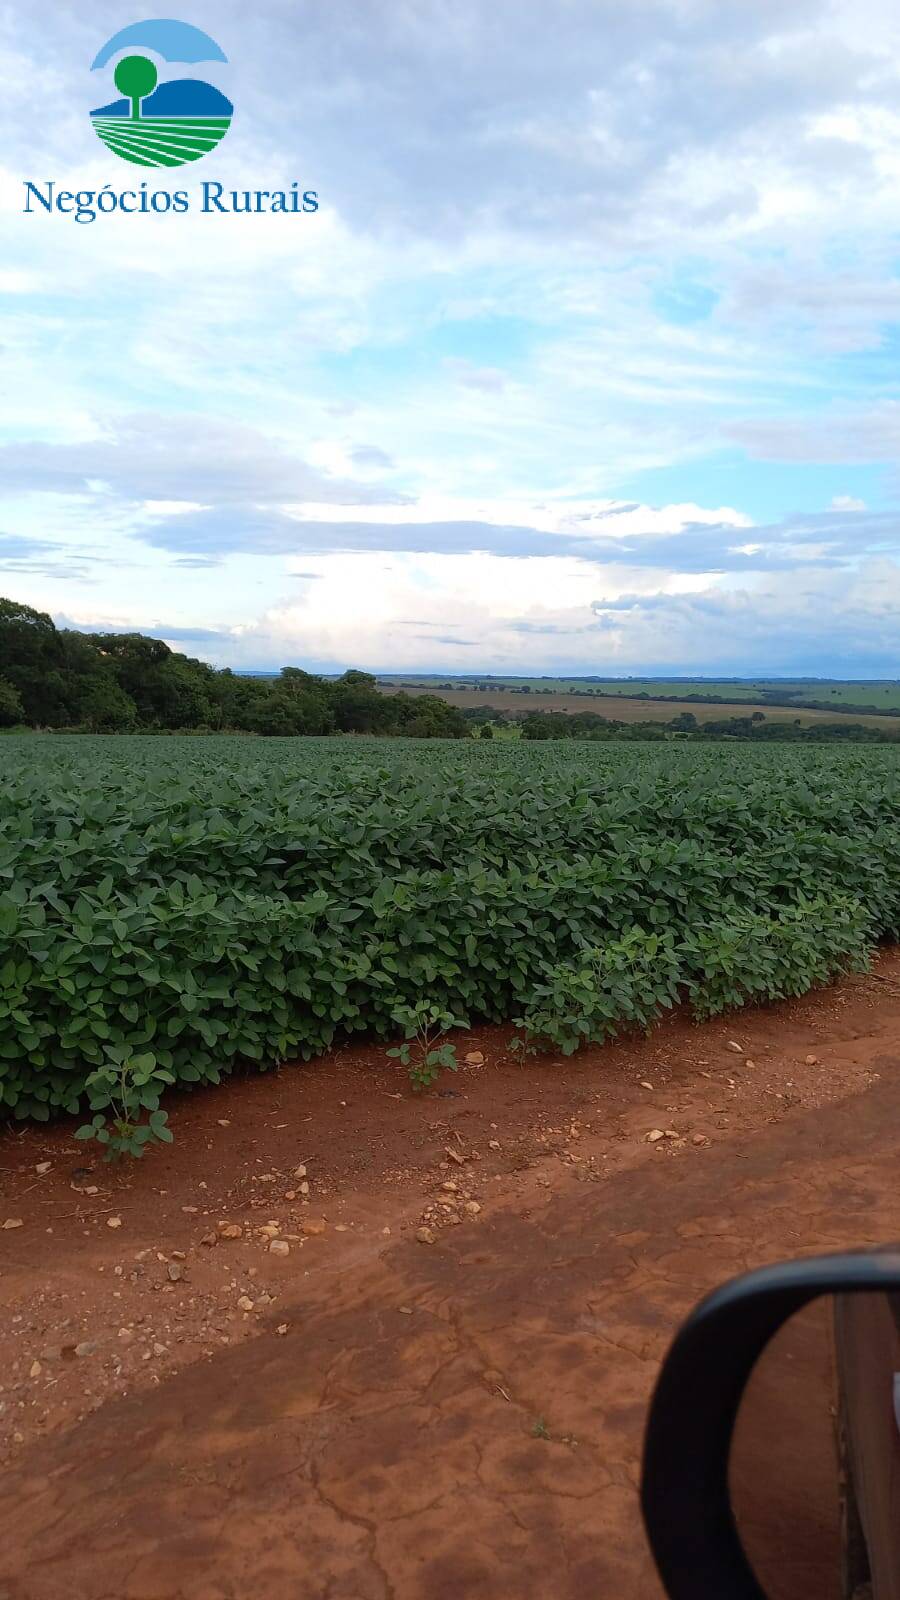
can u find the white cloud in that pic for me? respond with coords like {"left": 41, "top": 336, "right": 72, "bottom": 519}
{"left": 142, "top": 549, "right": 900, "bottom": 676}
{"left": 830, "top": 494, "right": 867, "bottom": 512}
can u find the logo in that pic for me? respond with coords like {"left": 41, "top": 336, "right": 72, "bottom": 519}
{"left": 89, "top": 19, "right": 232, "bottom": 167}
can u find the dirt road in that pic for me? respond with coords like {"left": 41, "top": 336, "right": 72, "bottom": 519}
{"left": 3, "top": 960, "right": 900, "bottom": 1598}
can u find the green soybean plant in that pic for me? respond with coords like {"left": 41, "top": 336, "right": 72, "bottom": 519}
{"left": 387, "top": 1001, "right": 468, "bottom": 1091}
{"left": 513, "top": 928, "right": 683, "bottom": 1055}
{"left": 75, "top": 1047, "right": 175, "bottom": 1160}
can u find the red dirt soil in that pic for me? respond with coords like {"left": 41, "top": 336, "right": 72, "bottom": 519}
{"left": 3, "top": 955, "right": 900, "bottom": 1598}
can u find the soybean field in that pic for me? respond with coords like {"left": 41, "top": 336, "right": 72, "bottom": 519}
{"left": 2, "top": 734, "right": 900, "bottom": 1123}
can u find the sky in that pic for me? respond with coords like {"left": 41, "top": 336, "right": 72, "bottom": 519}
{"left": 3, "top": 0, "right": 900, "bottom": 676}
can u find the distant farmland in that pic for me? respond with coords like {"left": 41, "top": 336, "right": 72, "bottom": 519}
{"left": 377, "top": 675, "right": 900, "bottom": 714}
{"left": 378, "top": 683, "right": 900, "bottom": 732}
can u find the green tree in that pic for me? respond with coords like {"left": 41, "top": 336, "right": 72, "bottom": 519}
{"left": 92, "top": 634, "right": 177, "bottom": 724}
{"left": 395, "top": 695, "right": 469, "bottom": 738}
{"left": 277, "top": 667, "right": 334, "bottom": 731}
{"left": 114, "top": 54, "right": 158, "bottom": 121}
{"left": 77, "top": 675, "right": 136, "bottom": 732}
{"left": 0, "top": 675, "right": 24, "bottom": 727}
{"left": 0, "top": 598, "right": 67, "bottom": 724}
{"left": 246, "top": 683, "right": 334, "bottom": 736}
{"left": 331, "top": 670, "right": 394, "bottom": 733}
{"left": 245, "top": 696, "right": 306, "bottom": 736}
{"left": 206, "top": 668, "right": 267, "bottom": 730}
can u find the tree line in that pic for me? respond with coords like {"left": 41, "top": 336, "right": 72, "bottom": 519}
{"left": 514, "top": 709, "right": 898, "bottom": 742}
{"left": 0, "top": 598, "right": 468, "bottom": 737}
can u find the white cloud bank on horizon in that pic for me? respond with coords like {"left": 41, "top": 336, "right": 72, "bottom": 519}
{"left": 147, "top": 554, "right": 900, "bottom": 678}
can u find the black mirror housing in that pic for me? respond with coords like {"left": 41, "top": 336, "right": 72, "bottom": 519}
{"left": 641, "top": 1250, "right": 900, "bottom": 1600}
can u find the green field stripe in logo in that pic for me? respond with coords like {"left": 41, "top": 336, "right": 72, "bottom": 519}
{"left": 92, "top": 127, "right": 170, "bottom": 166}
{"left": 101, "top": 125, "right": 226, "bottom": 155}
{"left": 93, "top": 128, "right": 224, "bottom": 168}
{"left": 92, "top": 127, "right": 176, "bottom": 167}
{"left": 91, "top": 118, "right": 230, "bottom": 167}
{"left": 91, "top": 117, "right": 229, "bottom": 145}
{"left": 94, "top": 134, "right": 186, "bottom": 168}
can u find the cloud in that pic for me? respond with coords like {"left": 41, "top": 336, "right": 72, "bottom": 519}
{"left": 0, "top": 415, "right": 376, "bottom": 507}
{"left": 724, "top": 267, "right": 900, "bottom": 352}
{"left": 444, "top": 358, "right": 509, "bottom": 392}
{"left": 56, "top": 613, "right": 232, "bottom": 643}
{"left": 0, "top": 533, "right": 70, "bottom": 560}
{"left": 132, "top": 497, "right": 900, "bottom": 576}
{"left": 830, "top": 494, "right": 867, "bottom": 512}
{"left": 130, "top": 494, "right": 752, "bottom": 564}
{"left": 156, "top": 625, "right": 235, "bottom": 643}
{"left": 729, "top": 403, "right": 900, "bottom": 463}
{"left": 161, "top": 549, "right": 900, "bottom": 677}
{"left": 0, "top": 531, "right": 107, "bottom": 582}
{"left": 348, "top": 444, "right": 395, "bottom": 469}
{"left": 138, "top": 510, "right": 578, "bottom": 559}
{"left": 586, "top": 562, "right": 900, "bottom": 673}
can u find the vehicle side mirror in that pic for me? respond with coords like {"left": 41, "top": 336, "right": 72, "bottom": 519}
{"left": 640, "top": 1251, "right": 900, "bottom": 1599}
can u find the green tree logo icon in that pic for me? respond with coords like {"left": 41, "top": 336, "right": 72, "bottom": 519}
{"left": 113, "top": 54, "right": 158, "bottom": 122}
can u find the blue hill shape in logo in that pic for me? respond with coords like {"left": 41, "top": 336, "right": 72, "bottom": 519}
{"left": 91, "top": 74, "right": 233, "bottom": 167}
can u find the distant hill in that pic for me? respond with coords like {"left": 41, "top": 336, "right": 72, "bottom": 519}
{"left": 91, "top": 77, "right": 233, "bottom": 119}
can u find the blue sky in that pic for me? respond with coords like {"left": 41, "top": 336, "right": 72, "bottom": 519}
{"left": 2, "top": 0, "right": 900, "bottom": 674}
